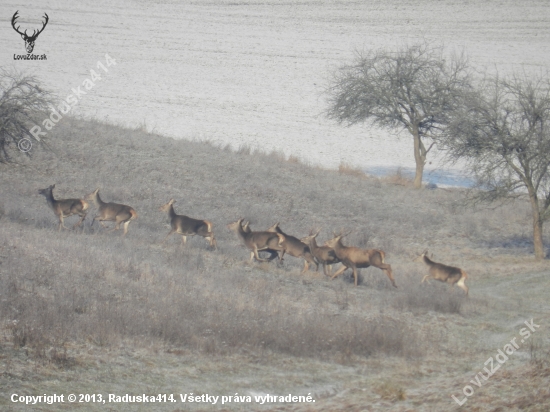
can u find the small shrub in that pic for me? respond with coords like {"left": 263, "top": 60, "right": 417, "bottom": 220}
{"left": 338, "top": 162, "right": 367, "bottom": 179}
{"left": 374, "top": 379, "right": 406, "bottom": 401}
{"left": 380, "top": 167, "right": 414, "bottom": 187}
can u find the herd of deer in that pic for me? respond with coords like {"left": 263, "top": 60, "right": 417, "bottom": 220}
{"left": 37, "top": 184, "right": 469, "bottom": 295}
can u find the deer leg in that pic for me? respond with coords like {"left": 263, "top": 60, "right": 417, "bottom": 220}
{"left": 330, "top": 265, "right": 347, "bottom": 280}
{"left": 122, "top": 221, "right": 130, "bottom": 236}
{"left": 205, "top": 233, "right": 217, "bottom": 249}
{"left": 253, "top": 246, "right": 269, "bottom": 262}
{"left": 456, "top": 277, "right": 469, "bottom": 295}
{"left": 309, "top": 256, "right": 319, "bottom": 272}
{"left": 58, "top": 213, "right": 71, "bottom": 231}
{"left": 279, "top": 249, "right": 286, "bottom": 262}
{"left": 353, "top": 266, "right": 358, "bottom": 286}
{"left": 300, "top": 260, "right": 309, "bottom": 275}
{"left": 100, "top": 221, "right": 110, "bottom": 228}
{"left": 90, "top": 216, "right": 99, "bottom": 232}
{"left": 73, "top": 212, "right": 86, "bottom": 229}
{"left": 161, "top": 229, "right": 175, "bottom": 244}
{"left": 378, "top": 264, "right": 397, "bottom": 288}
{"left": 421, "top": 274, "right": 431, "bottom": 284}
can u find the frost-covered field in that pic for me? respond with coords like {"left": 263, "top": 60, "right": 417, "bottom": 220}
{"left": 2, "top": 0, "right": 550, "bottom": 179}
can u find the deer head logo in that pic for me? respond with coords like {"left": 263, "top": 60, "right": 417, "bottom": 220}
{"left": 11, "top": 11, "right": 49, "bottom": 54}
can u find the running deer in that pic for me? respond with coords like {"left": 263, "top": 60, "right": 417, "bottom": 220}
{"left": 325, "top": 233, "right": 397, "bottom": 287}
{"left": 414, "top": 250, "right": 469, "bottom": 295}
{"left": 38, "top": 184, "right": 88, "bottom": 231}
{"left": 159, "top": 199, "right": 216, "bottom": 249}
{"left": 227, "top": 218, "right": 285, "bottom": 262}
{"left": 85, "top": 189, "right": 137, "bottom": 236}
{"left": 267, "top": 222, "right": 318, "bottom": 274}
{"left": 241, "top": 221, "right": 279, "bottom": 260}
{"left": 300, "top": 229, "right": 340, "bottom": 276}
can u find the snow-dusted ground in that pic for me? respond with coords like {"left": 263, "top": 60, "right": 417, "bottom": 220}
{"left": 2, "top": 0, "right": 550, "bottom": 184}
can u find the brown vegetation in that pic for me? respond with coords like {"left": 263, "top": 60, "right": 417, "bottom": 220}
{"left": 1, "top": 118, "right": 549, "bottom": 411}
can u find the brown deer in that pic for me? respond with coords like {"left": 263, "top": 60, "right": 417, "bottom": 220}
{"left": 159, "top": 199, "right": 216, "bottom": 249}
{"left": 85, "top": 189, "right": 137, "bottom": 236}
{"left": 241, "top": 221, "right": 279, "bottom": 260}
{"left": 267, "top": 222, "right": 318, "bottom": 274}
{"left": 414, "top": 250, "right": 468, "bottom": 295}
{"left": 38, "top": 184, "right": 88, "bottom": 231}
{"left": 227, "top": 218, "right": 285, "bottom": 262}
{"left": 325, "top": 233, "right": 397, "bottom": 287}
{"left": 300, "top": 229, "right": 340, "bottom": 276}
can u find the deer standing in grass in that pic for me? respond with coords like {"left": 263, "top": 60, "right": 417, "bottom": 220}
{"left": 301, "top": 230, "right": 340, "bottom": 276}
{"left": 267, "top": 222, "right": 318, "bottom": 274}
{"left": 227, "top": 218, "right": 285, "bottom": 262}
{"left": 414, "top": 250, "right": 468, "bottom": 295}
{"left": 159, "top": 199, "right": 216, "bottom": 249}
{"left": 85, "top": 189, "right": 137, "bottom": 236}
{"left": 325, "top": 233, "right": 397, "bottom": 287}
{"left": 38, "top": 184, "right": 88, "bottom": 231}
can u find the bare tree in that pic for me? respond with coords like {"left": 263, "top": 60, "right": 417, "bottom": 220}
{"left": 444, "top": 73, "right": 550, "bottom": 259}
{"left": 326, "top": 43, "right": 471, "bottom": 188}
{"left": 0, "top": 68, "right": 54, "bottom": 163}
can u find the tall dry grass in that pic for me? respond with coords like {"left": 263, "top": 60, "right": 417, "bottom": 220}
{"left": 0, "top": 116, "right": 545, "bottom": 366}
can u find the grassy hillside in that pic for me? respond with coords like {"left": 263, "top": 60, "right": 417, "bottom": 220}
{"left": 0, "top": 118, "right": 549, "bottom": 411}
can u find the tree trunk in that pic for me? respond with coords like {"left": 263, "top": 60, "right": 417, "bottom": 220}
{"left": 528, "top": 190, "right": 545, "bottom": 259}
{"left": 412, "top": 125, "right": 425, "bottom": 189}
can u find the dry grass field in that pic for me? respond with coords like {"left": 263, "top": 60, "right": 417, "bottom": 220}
{"left": 1, "top": 119, "right": 550, "bottom": 411}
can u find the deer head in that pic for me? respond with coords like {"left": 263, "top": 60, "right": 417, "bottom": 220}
{"left": 12, "top": 11, "right": 49, "bottom": 54}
